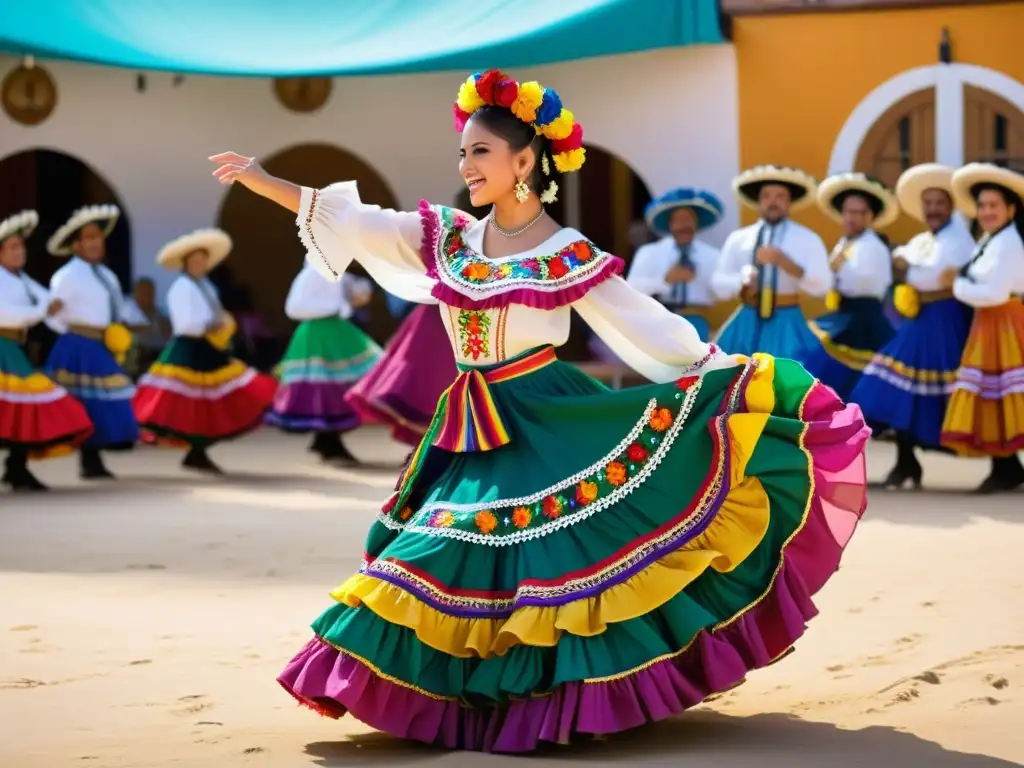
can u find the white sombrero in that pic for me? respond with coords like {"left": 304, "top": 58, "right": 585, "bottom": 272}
{"left": 0, "top": 210, "right": 39, "bottom": 244}
{"left": 47, "top": 204, "right": 121, "bottom": 256}
{"left": 894, "top": 163, "right": 955, "bottom": 223}
{"left": 157, "top": 228, "right": 233, "bottom": 271}
{"left": 817, "top": 172, "right": 900, "bottom": 229}
{"left": 950, "top": 163, "right": 1024, "bottom": 219}
{"left": 733, "top": 165, "right": 818, "bottom": 212}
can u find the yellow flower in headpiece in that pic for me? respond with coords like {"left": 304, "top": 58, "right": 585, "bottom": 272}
{"left": 540, "top": 109, "right": 574, "bottom": 140}
{"left": 457, "top": 77, "right": 485, "bottom": 113}
{"left": 511, "top": 80, "right": 544, "bottom": 123}
{"left": 554, "top": 148, "right": 586, "bottom": 173}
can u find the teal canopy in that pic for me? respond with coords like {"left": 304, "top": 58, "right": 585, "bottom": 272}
{"left": 0, "top": 0, "right": 724, "bottom": 77}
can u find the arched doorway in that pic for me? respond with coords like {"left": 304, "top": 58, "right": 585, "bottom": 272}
{"left": 216, "top": 143, "right": 399, "bottom": 343}
{"left": 0, "top": 149, "right": 132, "bottom": 365}
{"left": 964, "top": 85, "right": 1024, "bottom": 171}
{"left": 0, "top": 148, "right": 132, "bottom": 288}
{"left": 453, "top": 145, "right": 653, "bottom": 361}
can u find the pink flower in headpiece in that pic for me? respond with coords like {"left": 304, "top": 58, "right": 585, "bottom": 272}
{"left": 495, "top": 77, "right": 519, "bottom": 108}
{"left": 552, "top": 122, "right": 584, "bottom": 154}
{"left": 453, "top": 103, "right": 471, "bottom": 131}
{"left": 475, "top": 69, "right": 504, "bottom": 104}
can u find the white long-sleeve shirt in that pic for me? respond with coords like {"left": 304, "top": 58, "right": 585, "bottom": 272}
{"left": 296, "top": 182, "right": 740, "bottom": 383}
{"left": 712, "top": 218, "right": 831, "bottom": 301}
{"left": 953, "top": 224, "right": 1024, "bottom": 309}
{"left": 0, "top": 268, "right": 49, "bottom": 329}
{"left": 830, "top": 229, "right": 893, "bottom": 299}
{"left": 47, "top": 256, "right": 127, "bottom": 334}
{"left": 898, "top": 215, "right": 977, "bottom": 291}
{"left": 166, "top": 274, "right": 223, "bottom": 336}
{"left": 284, "top": 263, "right": 372, "bottom": 321}
{"left": 626, "top": 236, "right": 718, "bottom": 307}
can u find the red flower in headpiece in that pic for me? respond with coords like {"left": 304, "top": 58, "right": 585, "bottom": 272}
{"left": 475, "top": 69, "right": 504, "bottom": 104}
{"left": 453, "top": 103, "right": 471, "bottom": 132}
{"left": 552, "top": 122, "right": 584, "bottom": 154}
{"left": 495, "top": 77, "right": 519, "bottom": 108}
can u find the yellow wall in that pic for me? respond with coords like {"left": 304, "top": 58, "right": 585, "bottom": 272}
{"left": 733, "top": 1, "right": 1024, "bottom": 246}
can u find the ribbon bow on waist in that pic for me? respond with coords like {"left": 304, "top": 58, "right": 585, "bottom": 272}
{"left": 431, "top": 346, "right": 557, "bottom": 453}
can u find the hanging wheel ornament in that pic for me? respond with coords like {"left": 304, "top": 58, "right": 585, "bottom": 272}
{"left": 2, "top": 61, "right": 58, "bottom": 126}
{"left": 273, "top": 77, "right": 332, "bottom": 113}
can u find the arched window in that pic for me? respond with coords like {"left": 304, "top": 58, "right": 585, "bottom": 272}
{"left": 964, "top": 85, "right": 1024, "bottom": 172}
{"left": 855, "top": 88, "right": 935, "bottom": 188}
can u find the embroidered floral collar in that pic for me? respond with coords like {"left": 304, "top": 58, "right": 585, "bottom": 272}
{"left": 419, "top": 202, "right": 624, "bottom": 311}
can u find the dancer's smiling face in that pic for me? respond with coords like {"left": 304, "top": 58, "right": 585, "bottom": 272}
{"left": 974, "top": 186, "right": 1017, "bottom": 235}
{"left": 0, "top": 234, "right": 26, "bottom": 272}
{"left": 459, "top": 107, "right": 541, "bottom": 208}
{"left": 184, "top": 250, "right": 209, "bottom": 277}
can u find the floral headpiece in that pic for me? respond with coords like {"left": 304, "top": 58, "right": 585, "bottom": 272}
{"left": 453, "top": 69, "right": 586, "bottom": 175}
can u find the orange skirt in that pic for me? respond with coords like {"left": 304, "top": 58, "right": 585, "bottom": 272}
{"left": 940, "top": 300, "right": 1024, "bottom": 457}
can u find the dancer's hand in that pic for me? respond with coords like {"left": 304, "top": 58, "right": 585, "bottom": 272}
{"left": 209, "top": 152, "right": 265, "bottom": 188}
{"left": 46, "top": 298, "right": 63, "bottom": 316}
{"left": 938, "top": 266, "right": 958, "bottom": 289}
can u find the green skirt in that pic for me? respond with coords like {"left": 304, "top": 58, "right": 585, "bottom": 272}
{"left": 278, "top": 346, "right": 870, "bottom": 752}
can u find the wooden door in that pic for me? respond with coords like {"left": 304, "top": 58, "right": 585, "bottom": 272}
{"left": 964, "top": 84, "right": 1024, "bottom": 172}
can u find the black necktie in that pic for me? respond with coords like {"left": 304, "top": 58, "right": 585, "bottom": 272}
{"left": 671, "top": 245, "right": 692, "bottom": 306}
{"left": 19, "top": 273, "right": 38, "bottom": 306}
{"left": 91, "top": 264, "right": 119, "bottom": 323}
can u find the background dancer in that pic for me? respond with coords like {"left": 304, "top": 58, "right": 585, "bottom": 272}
{"left": 0, "top": 210, "right": 93, "bottom": 491}
{"left": 44, "top": 205, "right": 138, "bottom": 480}
{"left": 266, "top": 262, "right": 383, "bottom": 464}
{"left": 133, "top": 229, "right": 276, "bottom": 475}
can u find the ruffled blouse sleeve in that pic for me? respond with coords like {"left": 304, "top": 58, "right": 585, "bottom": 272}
{"left": 573, "top": 275, "right": 739, "bottom": 383}
{"left": 297, "top": 182, "right": 436, "bottom": 303}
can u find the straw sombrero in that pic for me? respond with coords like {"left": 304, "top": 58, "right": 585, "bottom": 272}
{"left": 950, "top": 163, "right": 1024, "bottom": 219}
{"left": 733, "top": 165, "right": 818, "bottom": 212}
{"left": 0, "top": 210, "right": 39, "bottom": 244}
{"left": 817, "top": 172, "right": 900, "bottom": 229}
{"left": 895, "top": 164, "right": 955, "bottom": 223}
{"left": 157, "top": 228, "right": 233, "bottom": 271}
{"left": 46, "top": 204, "right": 120, "bottom": 256}
{"left": 644, "top": 188, "right": 725, "bottom": 235}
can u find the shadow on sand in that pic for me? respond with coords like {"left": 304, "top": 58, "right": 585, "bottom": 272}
{"left": 303, "top": 710, "right": 1020, "bottom": 767}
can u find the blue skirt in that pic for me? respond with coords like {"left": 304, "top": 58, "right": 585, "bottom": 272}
{"left": 44, "top": 333, "right": 139, "bottom": 449}
{"left": 804, "top": 296, "right": 896, "bottom": 403}
{"left": 714, "top": 304, "right": 819, "bottom": 363}
{"left": 848, "top": 298, "right": 973, "bottom": 448}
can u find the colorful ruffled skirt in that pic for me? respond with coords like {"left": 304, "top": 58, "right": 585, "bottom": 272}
{"left": 804, "top": 296, "right": 896, "bottom": 403}
{"left": 940, "top": 300, "right": 1024, "bottom": 457}
{"left": 849, "top": 297, "right": 972, "bottom": 448}
{"left": 278, "top": 345, "right": 869, "bottom": 752}
{"left": 133, "top": 336, "right": 277, "bottom": 448}
{"left": 714, "top": 304, "right": 820, "bottom": 364}
{"left": 345, "top": 304, "right": 457, "bottom": 447}
{"left": 44, "top": 332, "right": 138, "bottom": 449}
{"left": 0, "top": 336, "right": 94, "bottom": 458}
{"left": 266, "top": 316, "right": 382, "bottom": 432}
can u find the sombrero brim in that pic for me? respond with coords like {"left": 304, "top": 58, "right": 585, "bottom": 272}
{"left": 157, "top": 230, "right": 233, "bottom": 271}
{"left": 950, "top": 162, "right": 1024, "bottom": 219}
{"left": 894, "top": 164, "right": 955, "bottom": 223}
{"left": 0, "top": 210, "right": 39, "bottom": 244}
{"left": 817, "top": 174, "right": 900, "bottom": 229}
{"left": 47, "top": 205, "right": 121, "bottom": 256}
{"left": 645, "top": 198, "right": 723, "bottom": 235}
{"left": 733, "top": 166, "right": 818, "bottom": 212}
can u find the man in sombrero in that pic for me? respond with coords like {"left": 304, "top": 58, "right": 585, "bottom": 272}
{"left": 711, "top": 164, "right": 831, "bottom": 361}
{"left": 626, "top": 187, "right": 724, "bottom": 342}
{"left": 849, "top": 164, "right": 975, "bottom": 490}
{"left": 44, "top": 204, "right": 139, "bottom": 480}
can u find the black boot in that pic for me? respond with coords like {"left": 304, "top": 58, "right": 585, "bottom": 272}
{"left": 79, "top": 446, "right": 115, "bottom": 480}
{"left": 311, "top": 431, "right": 358, "bottom": 464}
{"left": 883, "top": 436, "right": 923, "bottom": 491}
{"left": 182, "top": 447, "right": 224, "bottom": 475}
{"left": 974, "top": 454, "right": 1024, "bottom": 494}
{"left": 2, "top": 450, "right": 48, "bottom": 492}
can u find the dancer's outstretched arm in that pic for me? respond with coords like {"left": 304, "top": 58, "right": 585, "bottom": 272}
{"left": 210, "top": 152, "right": 301, "bottom": 213}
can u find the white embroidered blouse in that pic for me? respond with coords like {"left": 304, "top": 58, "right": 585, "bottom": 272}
{"left": 897, "top": 215, "right": 977, "bottom": 291}
{"left": 47, "top": 256, "right": 128, "bottom": 334}
{"left": 829, "top": 229, "right": 893, "bottom": 299}
{"left": 296, "top": 183, "right": 735, "bottom": 382}
{"left": 953, "top": 223, "right": 1024, "bottom": 308}
{"left": 166, "top": 274, "right": 223, "bottom": 336}
{"left": 284, "top": 262, "right": 371, "bottom": 322}
{"left": 0, "top": 268, "right": 49, "bottom": 329}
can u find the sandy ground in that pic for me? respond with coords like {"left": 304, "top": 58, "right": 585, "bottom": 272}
{"left": 1, "top": 428, "right": 1022, "bottom": 767}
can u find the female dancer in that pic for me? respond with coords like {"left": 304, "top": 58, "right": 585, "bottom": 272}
{"left": 0, "top": 210, "right": 93, "bottom": 491}
{"left": 804, "top": 172, "right": 897, "bottom": 402}
{"left": 210, "top": 68, "right": 869, "bottom": 752}
{"left": 850, "top": 164, "right": 975, "bottom": 490}
{"left": 133, "top": 229, "right": 277, "bottom": 474}
{"left": 939, "top": 163, "right": 1024, "bottom": 493}
{"left": 266, "top": 263, "right": 382, "bottom": 462}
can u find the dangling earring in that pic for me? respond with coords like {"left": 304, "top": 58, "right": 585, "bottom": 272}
{"left": 514, "top": 178, "right": 530, "bottom": 204}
